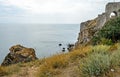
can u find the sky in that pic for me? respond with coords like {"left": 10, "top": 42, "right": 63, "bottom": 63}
{"left": 0, "top": 0, "right": 119, "bottom": 24}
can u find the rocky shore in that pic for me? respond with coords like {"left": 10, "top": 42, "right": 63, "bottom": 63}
{"left": 1, "top": 44, "right": 38, "bottom": 66}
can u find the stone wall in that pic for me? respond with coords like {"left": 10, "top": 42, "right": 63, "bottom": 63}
{"left": 76, "top": 2, "right": 120, "bottom": 45}
{"left": 106, "top": 2, "right": 120, "bottom": 20}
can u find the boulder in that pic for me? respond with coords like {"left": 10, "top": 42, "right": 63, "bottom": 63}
{"left": 1, "top": 44, "right": 38, "bottom": 66}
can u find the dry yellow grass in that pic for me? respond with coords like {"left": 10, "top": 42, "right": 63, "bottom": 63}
{"left": 36, "top": 54, "right": 69, "bottom": 77}
{"left": 69, "top": 46, "right": 92, "bottom": 62}
{"left": 0, "top": 45, "right": 94, "bottom": 77}
{"left": 0, "top": 64, "right": 21, "bottom": 77}
{"left": 2, "top": 43, "right": 120, "bottom": 77}
{"left": 36, "top": 45, "right": 93, "bottom": 77}
{"left": 0, "top": 66, "right": 8, "bottom": 76}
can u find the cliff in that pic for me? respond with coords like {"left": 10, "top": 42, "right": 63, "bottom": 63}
{"left": 76, "top": 2, "right": 120, "bottom": 45}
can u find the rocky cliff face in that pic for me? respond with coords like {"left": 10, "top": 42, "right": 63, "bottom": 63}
{"left": 1, "top": 44, "right": 38, "bottom": 66}
{"left": 76, "top": 2, "right": 120, "bottom": 45}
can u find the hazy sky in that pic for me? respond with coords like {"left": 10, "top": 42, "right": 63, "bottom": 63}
{"left": 0, "top": 0, "right": 119, "bottom": 24}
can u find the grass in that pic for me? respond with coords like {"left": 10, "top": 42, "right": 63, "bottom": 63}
{"left": 17, "top": 59, "right": 44, "bottom": 67}
{"left": 0, "top": 64, "right": 21, "bottom": 76}
{"left": 0, "top": 66, "right": 8, "bottom": 76}
{"left": 1, "top": 43, "right": 120, "bottom": 77}
{"left": 69, "top": 46, "right": 92, "bottom": 62}
{"left": 91, "top": 45, "right": 110, "bottom": 54}
{"left": 78, "top": 43, "right": 120, "bottom": 77}
{"left": 79, "top": 53, "right": 110, "bottom": 77}
{"left": 110, "top": 49, "right": 120, "bottom": 67}
{"left": 78, "top": 45, "right": 112, "bottom": 77}
{"left": 36, "top": 46, "right": 93, "bottom": 77}
{"left": 36, "top": 54, "right": 69, "bottom": 77}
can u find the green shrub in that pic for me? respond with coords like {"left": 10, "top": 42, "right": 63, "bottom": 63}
{"left": 79, "top": 53, "right": 110, "bottom": 77}
{"left": 100, "top": 38, "right": 113, "bottom": 45}
{"left": 91, "top": 45, "right": 110, "bottom": 54}
{"left": 110, "top": 50, "right": 120, "bottom": 67}
{"left": 91, "top": 36, "right": 100, "bottom": 45}
{"left": 92, "top": 17, "right": 120, "bottom": 45}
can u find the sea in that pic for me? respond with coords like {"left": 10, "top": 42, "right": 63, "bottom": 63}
{"left": 0, "top": 24, "right": 80, "bottom": 64}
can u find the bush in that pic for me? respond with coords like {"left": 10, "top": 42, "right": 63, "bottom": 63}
{"left": 79, "top": 53, "right": 110, "bottom": 77}
{"left": 91, "top": 45, "right": 110, "bottom": 54}
{"left": 110, "top": 50, "right": 120, "bottom": 67}
{"left": 100, "top": 38, "right": 113, "bottom": 45}
{"left": 78, "top": 43, "right": 120, "bottom": 77}
{"left": 92, "top": 36, "right": 100, "bottom": 45}
{"left": 92, "top": 17, "right": 120, "bottom": 45}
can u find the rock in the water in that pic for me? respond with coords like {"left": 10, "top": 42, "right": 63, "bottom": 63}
{"left": 1, "top": 44, "right": 38, "bottom": 66}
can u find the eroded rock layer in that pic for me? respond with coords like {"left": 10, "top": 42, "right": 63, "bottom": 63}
{"left": 1, "top": 44, "right": 38, "bottom": 66}
{"left": 76, "top": 2, "right": 120, "bottom": 45}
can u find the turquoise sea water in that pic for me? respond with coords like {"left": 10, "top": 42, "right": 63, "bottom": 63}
{"left": 0, "top": 24, "right": 79, "bottom": 63}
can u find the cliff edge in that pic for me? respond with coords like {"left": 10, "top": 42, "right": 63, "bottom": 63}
{"left": 76, "top": 2, "right": 120, "bottom": 45}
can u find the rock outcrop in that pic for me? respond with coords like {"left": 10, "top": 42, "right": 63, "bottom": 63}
{"left": 76, "top": 2, "right": 120, "bottom": 45}
{"left": 1, "top": 44, "right": 38, "bottom": 66}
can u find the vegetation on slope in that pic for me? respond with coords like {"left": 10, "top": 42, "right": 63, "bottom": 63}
{"left": 0, "top": 16, "right": 120, "bottom": 77}
{"left": 0, "top": 43, "right": 120, "bottom": 77}
{"left": 92, "top": 17, "right": 120, "bottom": 45}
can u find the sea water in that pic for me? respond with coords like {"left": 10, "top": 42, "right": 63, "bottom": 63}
{"left": 0, "top": 24, "right": 79, "bottom": 63}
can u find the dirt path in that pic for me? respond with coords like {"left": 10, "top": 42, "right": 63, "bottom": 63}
{"left": 3, "top": 66, "right": 39, "bottom": 77}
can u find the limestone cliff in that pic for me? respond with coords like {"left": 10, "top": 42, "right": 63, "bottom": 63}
{"left": 76, "top": 2, "right": 120, "bottom": 45}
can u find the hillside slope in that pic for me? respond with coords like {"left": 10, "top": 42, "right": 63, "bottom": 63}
{"left": 0, "top": 43, "right": 120, "bottom": 77}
